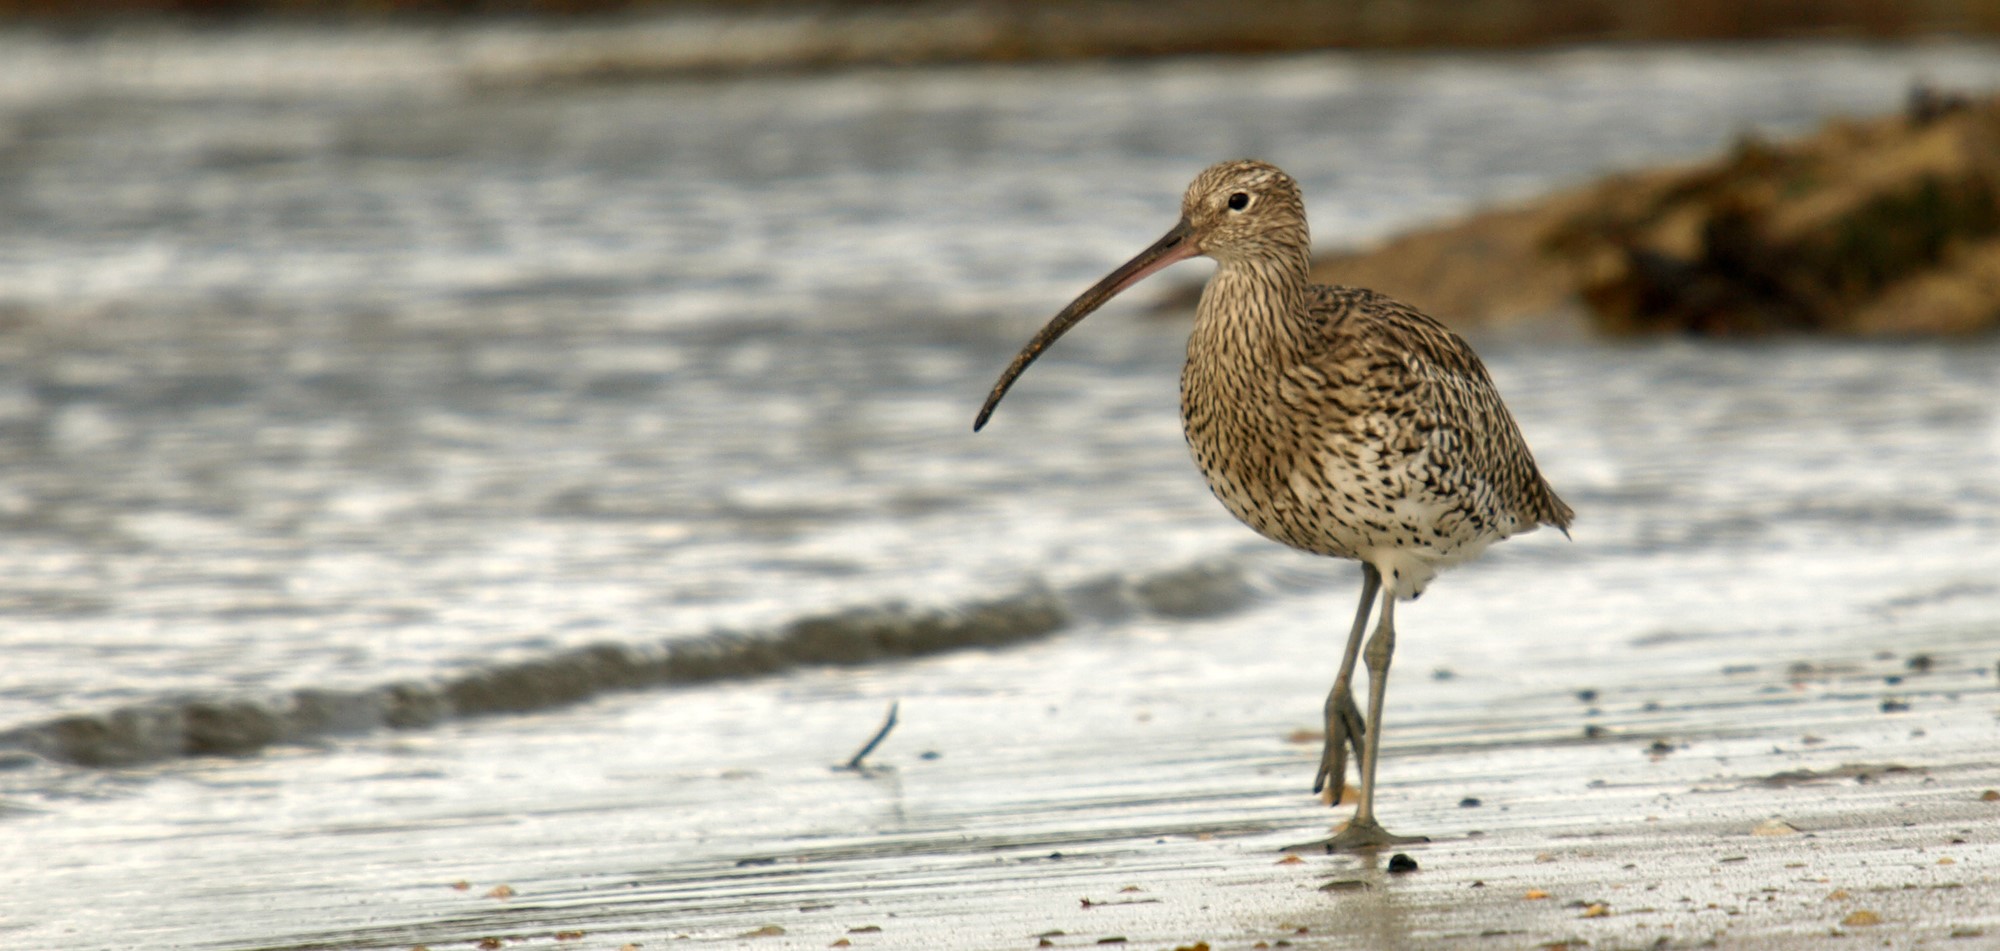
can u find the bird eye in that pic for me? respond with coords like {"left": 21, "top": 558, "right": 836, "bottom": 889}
{"left": 1227, "top": 192, "right": 1250, "bottom": 211}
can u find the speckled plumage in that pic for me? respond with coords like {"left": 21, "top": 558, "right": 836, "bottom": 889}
{"left": 976, "top": 159, "right": 1571, "bottom": 850}
{"left": 1185, "top": 281, "right": 1572, "bottom": 601}
{"left": 1168, "top": 162, "right": 1569, "bottom": 603}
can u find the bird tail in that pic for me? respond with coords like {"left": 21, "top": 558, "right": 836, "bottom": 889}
{"left": 1538, "top": 483, "right": 1575, "bottom": 538}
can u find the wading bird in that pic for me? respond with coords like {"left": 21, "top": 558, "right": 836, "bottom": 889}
{"left": 974, "top": 160, "right": 1571, "bottom": 850}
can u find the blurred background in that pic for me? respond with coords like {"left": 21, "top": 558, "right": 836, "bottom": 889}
{"left": 0, "top": 3, "right": 1997, "bottom": 949}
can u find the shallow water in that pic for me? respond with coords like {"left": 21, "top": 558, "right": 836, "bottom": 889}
{"left": 0, "top": 27, "right": 1998, "bottom": 950}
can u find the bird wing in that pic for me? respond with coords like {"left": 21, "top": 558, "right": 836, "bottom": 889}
{"left": 1300, "top": 285, "right": 1574, "bottom": 533}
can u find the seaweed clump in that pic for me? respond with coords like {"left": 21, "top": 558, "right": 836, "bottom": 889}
{"left": 1547, "top": 87, "right": 2000, "bottom": 335}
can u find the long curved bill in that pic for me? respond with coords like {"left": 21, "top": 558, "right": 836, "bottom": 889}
{"left": 974, "top": 218, "right": 1198, "bottom": 431}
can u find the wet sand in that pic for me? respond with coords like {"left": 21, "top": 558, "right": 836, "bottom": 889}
{"left": 584, "top": 631, "right": 2000, "bottom": 951}
{"left": 38, "top": 562, "right": 1982, "bottom": 951}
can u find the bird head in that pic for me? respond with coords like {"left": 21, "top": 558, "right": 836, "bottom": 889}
{"left": 1178, "top": 159, "right": 1310, "bottom": 267}
{"left": 974, "top": 159, "right": 1307, "bottom": 431}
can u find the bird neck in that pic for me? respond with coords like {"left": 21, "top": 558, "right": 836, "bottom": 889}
{"left": 1191, "top": 248, "right": 1314, "bottom": 368}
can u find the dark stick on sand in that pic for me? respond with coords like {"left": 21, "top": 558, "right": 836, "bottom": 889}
{"left": 841, "top": 701, "right": 899, "bottom": 771}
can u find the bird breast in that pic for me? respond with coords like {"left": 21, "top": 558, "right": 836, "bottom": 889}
{"left": 1179, "top": 325, "right": 1514, "bottom": 590}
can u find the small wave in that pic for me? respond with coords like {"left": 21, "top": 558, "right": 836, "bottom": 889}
{"left": 0, "top": 559, "right": 1256, "bottom": 770}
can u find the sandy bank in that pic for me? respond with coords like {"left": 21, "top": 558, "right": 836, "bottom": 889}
{"left": 1304, "top": 89, "right": 2000, "bottom": 337}
{"left": 3, "top": 1, "right": 1997, "bottom": 74}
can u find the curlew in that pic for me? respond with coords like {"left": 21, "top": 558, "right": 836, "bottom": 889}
{"left": 974, "top": 160, "right": 1572, "bottom": 850}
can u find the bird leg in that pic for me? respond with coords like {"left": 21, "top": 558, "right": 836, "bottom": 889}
{"left": 1314, "top": 564, "right": 1378, "bottom": 805}
{"left": 1315, "top": 579, "right": 1429, "bottom": 852}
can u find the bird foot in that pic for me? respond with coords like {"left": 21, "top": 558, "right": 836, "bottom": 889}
{"left": 1313, "top": 688, "right": 1366, "bottom": 802}
{"left": 1285, "top": 817, "right": 1429, "bottom": 854}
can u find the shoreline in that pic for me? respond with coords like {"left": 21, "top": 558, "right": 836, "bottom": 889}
{"left": 32, "top": 587, "right": 1988, "bottom": 951}
{"left": 0, "top": 2, "right": 1995, "bottom": 77}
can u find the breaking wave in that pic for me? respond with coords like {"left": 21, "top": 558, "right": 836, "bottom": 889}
{"left": 0, "top": 559, "right": 1258, "bottom": 769}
